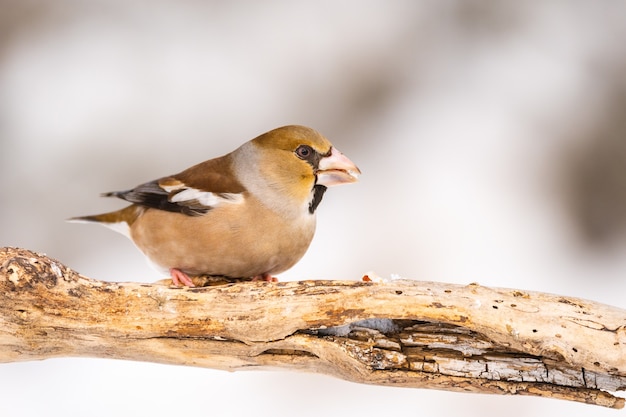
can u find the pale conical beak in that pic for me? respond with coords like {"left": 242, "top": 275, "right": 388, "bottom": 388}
{"left": 316, "top": 147, "right": 361, "bottom": 187}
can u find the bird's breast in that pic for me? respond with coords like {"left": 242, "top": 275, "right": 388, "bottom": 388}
{"left": 129, "top": 198, "right": 316, "bottom": 278}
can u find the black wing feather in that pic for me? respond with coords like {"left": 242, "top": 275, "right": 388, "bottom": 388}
{"left": 103, "top": 180, "right": 210, "bottom": 216}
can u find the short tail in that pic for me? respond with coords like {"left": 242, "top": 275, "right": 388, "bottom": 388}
{"left": 67, "top": 210, "right": 129, "bottom": 225}
{"left": 67, "top": 205, "right": 143, "bottom": 238}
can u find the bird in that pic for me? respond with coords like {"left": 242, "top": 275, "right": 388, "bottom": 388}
{"left": 69, "top": 125, "right": 361, "bottom": 287}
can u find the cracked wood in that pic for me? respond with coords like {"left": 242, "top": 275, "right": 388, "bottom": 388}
{"left": 0, "top": 247, "right": 625, "bottom": 409}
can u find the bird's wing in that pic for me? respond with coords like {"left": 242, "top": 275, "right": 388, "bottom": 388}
{"left": 104, "top": 156, "right": 246, "bottom": 216}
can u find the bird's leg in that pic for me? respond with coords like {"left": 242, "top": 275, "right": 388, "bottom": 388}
{"left": 170, "top": 268, "right": 195, "bottom": 287}
{"left": 251, "top": 273, "right": 278, "bottom": 282}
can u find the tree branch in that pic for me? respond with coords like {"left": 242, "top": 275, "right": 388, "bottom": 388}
{"left": 1, "top": 247, "right": 625, "bottom": 408}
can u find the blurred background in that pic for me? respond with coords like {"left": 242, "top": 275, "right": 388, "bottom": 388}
{"left": 1, "top": 1, "right": 626, "bottom": 416}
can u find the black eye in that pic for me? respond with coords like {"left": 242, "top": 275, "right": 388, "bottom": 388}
{"left": 295, "top": 145, "right": 313, "bottom": 159}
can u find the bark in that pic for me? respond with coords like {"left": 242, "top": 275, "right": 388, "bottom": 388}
{"left": 1, "top": 247, "right": 625, "bottom": 408}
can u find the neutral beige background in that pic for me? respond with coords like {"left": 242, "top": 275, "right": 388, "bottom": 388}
{"left": 2, "top": 1, "right": 626, "bottom": 416}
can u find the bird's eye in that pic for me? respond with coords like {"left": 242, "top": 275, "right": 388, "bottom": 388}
{"left": 295, "top": 145, "right": 313, "bottom": 159}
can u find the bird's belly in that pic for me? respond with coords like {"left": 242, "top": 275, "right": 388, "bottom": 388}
{"left": 130, "top": 205, "right": 315, "bottom": 278}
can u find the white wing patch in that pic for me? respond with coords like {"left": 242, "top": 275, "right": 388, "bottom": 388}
{"left": 169, "top": 188, "right": 244, "bottom": 208}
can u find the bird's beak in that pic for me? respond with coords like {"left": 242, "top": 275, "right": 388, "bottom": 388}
{"left": 316, "top": 147, "right": 361, "bottom": 187}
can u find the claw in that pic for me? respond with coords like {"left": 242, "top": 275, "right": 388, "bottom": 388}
{"left": 251, "top": 273, "right": 278, "bottom": 282}
{"left": 170, "top": 268, "right": 195, "bottom": 287}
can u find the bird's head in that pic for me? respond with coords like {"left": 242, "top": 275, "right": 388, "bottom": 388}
{"left": 240, "top": 125, "right": 361, "bottom": 215}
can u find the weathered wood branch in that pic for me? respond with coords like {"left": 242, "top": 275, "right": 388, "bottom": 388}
{"left": 1, "top": 247, "right": 625, "bottom": 408}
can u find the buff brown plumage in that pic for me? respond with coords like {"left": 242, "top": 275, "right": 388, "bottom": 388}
{"left": 70, "top": 125, "right": 360, "bottom": 286}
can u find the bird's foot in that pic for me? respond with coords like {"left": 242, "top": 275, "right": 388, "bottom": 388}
{"left": 251, "top": 273, "right": 278, "bottom": 282}
{"left": 170, "top": 268, "right": 196, "bottom": 287}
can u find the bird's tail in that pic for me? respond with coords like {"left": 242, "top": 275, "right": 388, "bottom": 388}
{"left": 67, "top": 205, "right": 143, "bottom": 238}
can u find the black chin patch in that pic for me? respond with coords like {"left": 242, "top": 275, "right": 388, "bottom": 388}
{"left": 309, "top": 184, "right": 327, "bottom": 214}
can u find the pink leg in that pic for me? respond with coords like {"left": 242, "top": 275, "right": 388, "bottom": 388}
{"left": 170, "top": 268, "right": 195, "bottom": 287}
{"left": 251, "top": 272, "right": 278, "bottom": 282}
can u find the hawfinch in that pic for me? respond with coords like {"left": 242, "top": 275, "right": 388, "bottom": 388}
{"left": 70, "top": 125, "right": 361, "bottom": 286}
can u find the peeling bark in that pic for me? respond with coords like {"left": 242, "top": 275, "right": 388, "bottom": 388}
{"left": 1, "top": 247, "right": 625, "bottom": 408}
